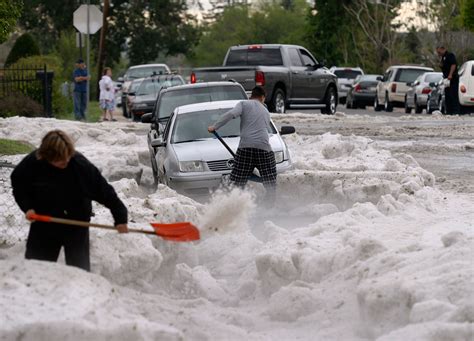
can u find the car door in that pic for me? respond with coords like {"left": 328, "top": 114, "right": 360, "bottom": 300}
{"left": 156, "top": 113, "right": 174, "bottom": 181}
{"left": 287, "top": 47, "right": 307, "bottom": 100}
{"left": 299, "top": 48, "right": 325, "bottom": 101}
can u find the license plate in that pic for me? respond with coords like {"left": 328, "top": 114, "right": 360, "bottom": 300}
{"left": 369, "top": 87, "right": 376, "bottom": 91}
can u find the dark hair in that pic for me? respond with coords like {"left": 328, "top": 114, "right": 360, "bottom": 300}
{"left": 436, "top": 45, "right": 446, "bottom": 50}
{"left": 251, "top": 86, "right": 266, "bottom": 98}
{"left": 103, "top": 67, "right": 111, "bottom": 75}
{"left": 76, "top": 58, "right": 84, "bottom": 64}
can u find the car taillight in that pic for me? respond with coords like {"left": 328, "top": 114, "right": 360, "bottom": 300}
{"left": 190, "top": 73, "right": 196, "bottom": 84}
{"left": 460, "top": 85, "right": 467, "bottom": 93}
{"left": 255, "top": 71, "right": 265, "bottom": 86}
{"left": 422, "top": 87, "right": 431, "bottom": 94}
{"left": 248, "top": 45, "right": 262, "bottom": 50}
{"left": 354, "top": 84, "right": 361, "bottom": 92}
{"left": 391, "top": 83, "right": 397, "bottom": 93}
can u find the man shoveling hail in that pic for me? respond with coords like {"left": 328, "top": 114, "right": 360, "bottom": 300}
{"left": 208, "top": 86, "right": 277, "bottom": 205}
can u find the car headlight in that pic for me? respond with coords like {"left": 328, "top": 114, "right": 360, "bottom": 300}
{"left": 274, "top": 151, "right": 284, "bottom": 164}
{"left": 179, "top": 161, "right": 205, "bottom": 172}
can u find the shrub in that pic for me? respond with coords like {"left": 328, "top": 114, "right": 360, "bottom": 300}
{"left": 0, "top": 92, "right": 44, "bottom": 118}
{"left": 5, "top": 33, "right": 40, "bottom": 66}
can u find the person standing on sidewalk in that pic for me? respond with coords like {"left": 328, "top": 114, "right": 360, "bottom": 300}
{"left": 11, "top": 130, "right": 129, "bottom": 271}
{"left": 208, "top": 86, "right": 277, "bottom": 205}
{"left": 73, "top": 59, "right": 90, "bottom": 121}
{"left": 436, "top": 46, "right": 461, "bottom": 115}
{"left": 99, "top": 67, "right": 116, "bottom": 122}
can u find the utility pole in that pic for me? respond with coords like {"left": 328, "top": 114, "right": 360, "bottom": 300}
{"left": 97, "top": 0, "right": 110, "bottom": 100}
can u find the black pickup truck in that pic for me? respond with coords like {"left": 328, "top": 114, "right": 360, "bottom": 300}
{"left": 190, "top": 44, "right": 338, "bottom": 114}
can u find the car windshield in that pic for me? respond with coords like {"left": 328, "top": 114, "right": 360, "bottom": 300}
{"left": 129, "top": 80, "right": 142, "bottom": 93}
{"left": 157, "top": 86, "right": 247, "bottom": 120}
{"left": 171, "top": 108, "right": 276, "bottom": 144}
{"left": 395, "top": 69, "right": 428, "bottom": 83}
{"left": 333, "top": 70, "right": 363, "bottom": 79}
{"left": 127, "top": 66, "right": 168, "bottom": 80}
{"left": 226, "top": 48, "right": 283, "bottom": 66}
{"left": 425, "top": 74, "right": 442, "bottom": 83}
{"left": 136, "top": 77, "right": 183, "bottom": 96}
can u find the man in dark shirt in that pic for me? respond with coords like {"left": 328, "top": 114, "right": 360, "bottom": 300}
{"left": 11, "top": 130, "right": 128, "bottom": 271}
{"left": 436, "top": 46, "right": 460, "bottom": 115}
{"left": 73, "top": 59, "right": 90, "bottom": 120}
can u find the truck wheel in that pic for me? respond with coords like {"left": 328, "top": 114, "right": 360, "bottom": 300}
{"left": 270, "top": 88, "right": 286, "bottom": 113}
{"left": 321, "top": 87, "right": 337, "bottom": 115}
{"left": 374, "top": 94, "right": 382, "bottom": 111}
{"left": 384, "top": 93, "right": 393, "bottom": 112}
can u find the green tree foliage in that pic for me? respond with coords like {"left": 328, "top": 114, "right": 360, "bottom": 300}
{"left": 0, "top": 0, "right": 23, "bottom": 44}
{"left": 5, "top": 33, "right": 40, "bottom": 66}
{"left": 306, "top": 0, "right": 354, "bottom": 68}
{"left": 191, "top": 0, "right": 309, "bottom": 67}
{"left": 462, "top": 0, "right": 474, "bottom": 31}
{"left": 403, "top": 26, "right": 422, "bottom": 63}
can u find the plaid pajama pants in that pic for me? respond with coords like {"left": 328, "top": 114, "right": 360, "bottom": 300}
{"left": 230, "top": 148, "right": 277, "bottom": 192}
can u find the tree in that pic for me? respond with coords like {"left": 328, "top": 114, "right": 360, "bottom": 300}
{"left": 462, "top": 0, "right": 474, "bottom": 31}
{"left": 5, "top": 33, "right": 41, "bottom": 66}
{"left": 306, "top": 0, "right": 355, "bottom": 68}
{"left": 0, "top": 0, "right": 23, "bottom": 44}
{"left": 343, "top": 0, "right": 403, "bottom": 71}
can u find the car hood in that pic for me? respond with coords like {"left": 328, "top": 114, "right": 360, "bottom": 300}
{"left": 171, "top": 135, "right": 284, "bottom": 162}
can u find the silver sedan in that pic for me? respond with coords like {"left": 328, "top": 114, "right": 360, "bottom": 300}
{"left": 151, "top": 100, "right": 294, "bottom": 197}
{"left": 405, "top": 72, "right": 442, "bottom": 113}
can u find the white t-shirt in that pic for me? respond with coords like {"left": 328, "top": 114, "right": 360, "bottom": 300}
{"left": 99, "top": 75, "right": 115, "bottom": 101}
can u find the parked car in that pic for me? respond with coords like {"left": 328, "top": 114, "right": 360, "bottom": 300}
{"left": 426, "top": 78, "right": 445, "bottom": 114}
{"left": 329, "top": 67, "right": 364, "bottom": 104}
{"left": 150, "top": 100, "right": 294, "bottom": 196}
{"left": 345, "top": 74, "right": 381, "bottom": 109}
{"left": 129, "top": 75, "right": 184, "bottom": 121}
{"left": 126, "top": 78, "right": 144, "bottom": 116}
{"left": 118, "top": 64, "right": 171, "bottom": 117}
{"left": 404, "top": 72, "right": 443, "bottom": 113}
{"left": 141, "top": 82, "right": 249, "bottom": 183}
{"left": 458, "top": 60, "right": 474, "bottom": 114}
{"left": 190, "top": 44, "right": 338, "bottom": 114}
{"left": 374, "top": 65, "right": 434, "bottom": 112}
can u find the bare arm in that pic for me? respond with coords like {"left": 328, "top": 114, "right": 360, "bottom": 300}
{"left": 448, "top": 64, "right": 456, "bottom": 80}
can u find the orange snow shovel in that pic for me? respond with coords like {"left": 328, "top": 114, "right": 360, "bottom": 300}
{"left": 29, "top": 213, "right": 200, "bottom": 242}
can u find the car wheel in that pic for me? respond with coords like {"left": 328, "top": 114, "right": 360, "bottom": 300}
{"left": 270, "top": 88, "right": 286, "bottom": 113}
{"left": 414, "top": 96, "right": 422, "bottom": 114}
{"left": 384, "top": 93, "right": 393, "bottom": 112}
{"left": 440, "top": 97, "right": 446, "bottom": 114}
{"left": 122, "top": 97, "right": 128, "bottom": 117}
{"left": 374, "top": 94, "right": 382, "bottom": 111}
{"left": 321, "top": 87, "right": 337, "bottom": 115}
{"left": 346, "top": 97, "right": 352, "bottom": 109}
{"left": 404, "top": 97, "right": 412, "bottom": 114}
{"left": 427, "top": 98, "right": 433, "bottom": 114}
{"left": 359, "top": 104, "right": 366, "bottom": 109}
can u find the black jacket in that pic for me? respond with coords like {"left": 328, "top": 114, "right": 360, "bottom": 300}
{"left": 11, "top": 151, "right": 127, "bottom": 225}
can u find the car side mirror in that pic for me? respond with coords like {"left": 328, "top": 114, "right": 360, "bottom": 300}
{"left": 141, "top": 113, "right": 153, "bottom": 123}
{"left": 376, "top": 76, "right": 383, "bottom": 81}
{"left": 280, "top": 126, "right": 296, "bottom": 135}
{"left": 128, "top": 92, "right": 136, "bottom": 96}
{"left": 406, "top": 82, "right": 413, "bottom": 86}
{"left": 429, "top": 82, "right": 436, "bottom": 87}
{"left": 151, "top": 137, "right": 166, "bottom": 148}
{"left": 117, "top": 77, "right": 124, "bottom": 83}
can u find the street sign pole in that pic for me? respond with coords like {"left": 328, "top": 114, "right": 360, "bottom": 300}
{"left": 86, "top": 0, "right": 90, "bottom": 119}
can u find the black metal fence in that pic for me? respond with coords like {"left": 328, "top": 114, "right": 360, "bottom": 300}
{"left": 0, "top": 64, "right": 54, "bottom": 116}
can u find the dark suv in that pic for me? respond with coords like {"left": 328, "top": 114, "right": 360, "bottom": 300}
{"left": 141, "top": 82, "right": 248, "bottom": 183}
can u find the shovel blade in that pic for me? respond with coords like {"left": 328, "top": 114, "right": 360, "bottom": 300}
{"left": 150, "top": 222, "right": 200, "bottom": 242}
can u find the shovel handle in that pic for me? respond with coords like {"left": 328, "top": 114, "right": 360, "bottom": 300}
{"left": 29, "top": 214, "right": 155, "bottom": 235}
{"left": 212, "top": 131, "right": 236, "bottom": 157}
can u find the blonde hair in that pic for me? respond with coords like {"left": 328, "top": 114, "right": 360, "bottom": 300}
{"left": 37, "top": 130, "right": 75, "bottom": 162}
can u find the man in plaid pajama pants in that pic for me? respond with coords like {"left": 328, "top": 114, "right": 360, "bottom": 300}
{"left": 208, "top": 86, "right": 277, "bottom": 204}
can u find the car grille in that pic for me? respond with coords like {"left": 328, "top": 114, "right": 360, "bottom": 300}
{"left": 207, "top": 159, "right": 233, "bottom": 172}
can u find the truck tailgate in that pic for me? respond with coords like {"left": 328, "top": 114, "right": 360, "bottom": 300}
{"left": 192, "top": 67, "right": 257, "bottom": 90}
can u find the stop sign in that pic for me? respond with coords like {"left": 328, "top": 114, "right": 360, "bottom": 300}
{"left": 73, "top": 5, "right": 103, "bottom": 34}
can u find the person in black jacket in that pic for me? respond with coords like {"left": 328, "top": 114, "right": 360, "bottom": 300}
{"left": 436, "top": 46, "right": 461, "bottom": 115}
{"left": 11, "top": 130, "right": 129, "bottom": 271}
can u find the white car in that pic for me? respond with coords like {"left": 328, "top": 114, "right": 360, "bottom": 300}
{"left": 151, "top": 100, "right": 294, "bottom": 196}
{"left": 374, "top": 65, "right": 434, "bottom": 112}
{"left": 458, "top": 60, "right": 474, "bottom": 113}
{"left": 329, "top": 67, "right": 364, "bottom": 104}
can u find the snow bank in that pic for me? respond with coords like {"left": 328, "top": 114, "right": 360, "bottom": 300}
{"left": 1, "top": 117, "right": 473, "bottom": 340}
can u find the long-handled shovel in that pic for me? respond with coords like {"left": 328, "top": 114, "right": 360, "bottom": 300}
{"left": 211, "top": 131, "right": 262, "bottom": 183}
{"left": 29, "top": 213, "right": 200, "bottom": 242}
